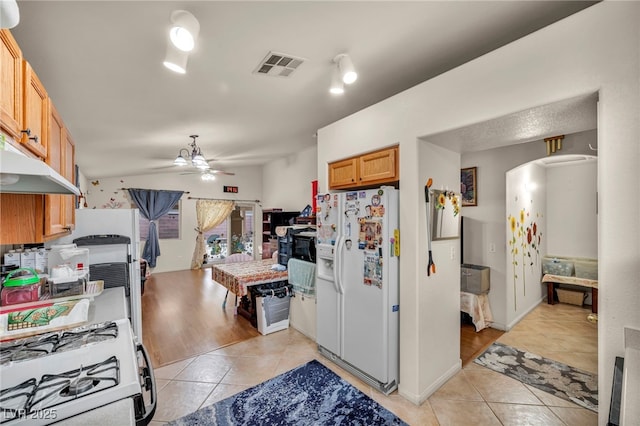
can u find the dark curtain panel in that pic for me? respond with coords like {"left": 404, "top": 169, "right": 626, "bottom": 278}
{"left": 128, "top": 189, "right": 184, "bottom": 268}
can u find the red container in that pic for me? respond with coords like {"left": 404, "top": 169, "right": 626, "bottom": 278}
{"left": 311, "top": 180, "right": 318, "bottom": 215}
{"left": 1, "top": 283, "right": 40, "bottom": 306}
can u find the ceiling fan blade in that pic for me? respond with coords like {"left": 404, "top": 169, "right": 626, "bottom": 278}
{"left": 210, "top": 170, "right": 235, "bottom": 176}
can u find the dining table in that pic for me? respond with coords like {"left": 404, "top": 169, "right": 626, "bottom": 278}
{"left": 211, "top": 258, "right": 289, "bottom": 324}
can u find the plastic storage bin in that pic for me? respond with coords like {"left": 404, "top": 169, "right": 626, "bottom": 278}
{"left": 250, "top": 281, "right": 293, "bottom": 335}
{"left": 460, "top": 264, "right": 490, "bottom": 294}
{"left": 542, "top": 257, "right": 574, "bottom": 277}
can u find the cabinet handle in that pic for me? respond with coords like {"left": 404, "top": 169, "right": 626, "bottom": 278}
{"left": 21, "top": 128, "right": 31, "bottom": 136}
{"left": 63, "top": 227, "right": 72, "bottom": 231}
{"left": 29, "top": 135, "right": 39, "bottom": 144}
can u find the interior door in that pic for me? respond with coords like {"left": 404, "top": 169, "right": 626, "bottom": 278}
{"left": 340, "top": 189, "right": 388, "bottom": 382}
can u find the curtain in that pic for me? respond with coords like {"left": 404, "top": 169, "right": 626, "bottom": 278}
{"left": 128, "top": 189, "right": 184, "bottom": 268}
{"left": 191, "top": 199, "right": 235, "bottom": 269}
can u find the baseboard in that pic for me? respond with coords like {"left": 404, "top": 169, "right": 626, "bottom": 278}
{"left": 398, "top": 360, "right": 461, "bottom": 405}
{"left": 506, "top": 297, "right": 545, "bottom": 330}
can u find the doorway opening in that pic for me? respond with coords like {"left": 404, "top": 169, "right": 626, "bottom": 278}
{"left": 204, "top": 204, "right": 255, "bottom": 263}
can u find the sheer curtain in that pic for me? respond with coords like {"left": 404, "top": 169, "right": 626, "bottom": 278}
{"left": 191, "top": 199, "right": 235, "bottom": 269}
{"left": 128, "top": 189, "right": 184, "bottom": 268}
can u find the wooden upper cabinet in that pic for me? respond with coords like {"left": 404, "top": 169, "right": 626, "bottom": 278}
{"left": 44, "top": 100, "right": 75, "bottom": 239}
{"left": 359, "top": 146, "right": 398, "bottom": 185}
{"left": 62, "top": 129, "right": 76, "bottom": 229}
{"left": 328, "top": 146, "right": 399, "bottom": 190}
{"left": 22, "top": 60, "right": 48, "bottom": 158}
{"left": 0, "top": 29, "right": 22, "bottom": 140}
{"left": 328, "top": 157, "right": 359, "bottom": 189}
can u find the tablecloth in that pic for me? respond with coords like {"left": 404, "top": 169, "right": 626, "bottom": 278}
{"left": 460, "top": 291, "right": 493, "bottom": 332}
{"left": 211, "top": 259, "right": 289, "bottom": 297}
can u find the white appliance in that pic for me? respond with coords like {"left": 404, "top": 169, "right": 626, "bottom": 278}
{"left": 58, "top": 209, "right": 143, "bottom": 341}
{"left": 0, "top": 315, "right": 156, "bottom": 425}
{"left": 315, "top": 187, "right": 399, "bottom": 394}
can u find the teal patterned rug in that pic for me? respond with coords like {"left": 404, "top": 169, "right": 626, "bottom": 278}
{"left": 168, "top": 359, "right": 406, "bottom": 425}
{"left": 475, "top": 342, "right": 598, "bottom": 412}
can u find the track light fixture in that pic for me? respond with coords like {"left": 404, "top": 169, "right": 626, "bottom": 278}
{"left": 163, "top": 43, "right": 188, "bottom": 74}
{"left": 169, "top": 10, "right": 200, "bottom": 52}
{"left": 329, "top": 66, "right": 345, "bottom": 95}
{"left": 334, "top": 53, "right": 357, "bottom": 85}
{"left": 163, "top": 10, "right": 199, "bottom": 73}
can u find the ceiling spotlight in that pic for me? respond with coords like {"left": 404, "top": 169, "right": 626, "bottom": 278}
{"left": 334, "top": 53, "right": 357, "bottom": 85}
{"left": 169, "top": 10, "right": 200, "bottom": 52}
{"left": 329, "top": 66, "right": 344, "bottom": 95}
{"left": 163, "top": 43, "right": 188, "bottom": 74}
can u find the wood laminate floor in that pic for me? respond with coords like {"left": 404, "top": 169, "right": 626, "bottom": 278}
{"left": 141, "top": 268, "right": 259, "bottom": 368}
{"left": 460, "top": 321, "right": 505, "bottom": 367}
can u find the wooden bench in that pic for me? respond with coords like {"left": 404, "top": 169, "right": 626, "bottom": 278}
{"left": 542, "top": 273, "right": 598, "bottom": 313}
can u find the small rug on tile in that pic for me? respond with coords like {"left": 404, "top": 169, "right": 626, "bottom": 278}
{"left": 167, "top": 359, "right": 407, "bottom": 425}
{"left": 474, "top": 342, "right": 597, "bottom": 412}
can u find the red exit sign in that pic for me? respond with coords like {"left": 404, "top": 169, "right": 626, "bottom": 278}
{"left": 223, "top": 186, "right": 239, "bottom": 193}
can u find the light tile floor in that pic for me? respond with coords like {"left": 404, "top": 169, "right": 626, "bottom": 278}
{"left": 149, "top": 302, "right": 597, "bottom": 425}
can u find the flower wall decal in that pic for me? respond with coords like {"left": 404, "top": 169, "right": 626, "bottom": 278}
{"left": 508, "top": 207, "right": 543, "bottom": 310}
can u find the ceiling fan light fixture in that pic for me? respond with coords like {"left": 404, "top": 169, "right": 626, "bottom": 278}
{"left": 201, "top": 172, "right": 216, "bottom": 181}
{"left": 169, "top": 10, "right": 200, "bottom": 52}
{"left": 173, "top": 151, "right": 189, "bottom": 166}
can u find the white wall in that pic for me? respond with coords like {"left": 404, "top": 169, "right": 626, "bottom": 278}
{"left": 416, "top": 141, "right": 462, "bottom": 395}
{"left": 317, "top": 4, "right": 640, "bottom": 420}
{"left": 546, "top": 160, "right": 597, "bottom": 258}
{"left": 261, "top": 144, "right": 318, "bottom": 339}
{"left": 83, "top": 167, "right": 263, "bottom": 273}
{"left": 462, "top": 131, "right": 596, "bottom": 330}
{"left": 505, "top": 162, "right": 547, "bottom": 327}
{"left": 262, "top": 145, "right": 317, "bottom": 211}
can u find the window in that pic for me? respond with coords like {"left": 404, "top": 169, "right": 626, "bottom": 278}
{"left": 139, "top": 202, "right": 181, "bottom": 240}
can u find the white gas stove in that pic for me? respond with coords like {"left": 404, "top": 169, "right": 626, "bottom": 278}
{"left": 0, "top": 318, "right": 155, "bottom": 425}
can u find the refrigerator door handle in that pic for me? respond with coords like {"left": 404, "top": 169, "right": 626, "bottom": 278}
{"left": 335, "top": 236, "right": 345, "bottom": 295}
{"left": 332, "top": 238, "right": 340, "bottom": 294}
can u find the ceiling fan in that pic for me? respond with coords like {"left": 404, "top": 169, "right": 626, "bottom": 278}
{"left": 173, "top": 135, "right": 235, "bottom": 180}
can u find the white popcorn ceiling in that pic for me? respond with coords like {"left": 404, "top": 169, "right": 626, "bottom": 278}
{"left": 425, "top": 92, "right": 598, "bottom": 154}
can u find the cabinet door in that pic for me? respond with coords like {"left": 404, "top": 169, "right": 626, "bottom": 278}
{"left": 22, "top": 61, "right": 48, "bottom": 158}
{"left": 328, "top": 157, "right": 358, "bottom": 189}
{"left": 0, "top": 194, "right": 45, "bottom": 244}
{"left": 0, "top": 30, "right": 22, "bottom": 140}
{"left": 45, "top": 101, "right": 65, "bottom": 238}
{"left": 358, "top": 146, "right": 398, "bottom": 185}
{"left": 62, "top": 130, "right": 76, "bottom": 229}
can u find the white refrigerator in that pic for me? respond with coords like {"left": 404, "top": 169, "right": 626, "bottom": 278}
{"left": 55, "top": 209, "right": 143, "bottom": 341}
{"left": 316, "top": 187, "right": 399, "bottom": 394}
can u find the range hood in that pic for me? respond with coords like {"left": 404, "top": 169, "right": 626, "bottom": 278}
{"left": 0, "top": 150, "right": 80, "bottom": 195}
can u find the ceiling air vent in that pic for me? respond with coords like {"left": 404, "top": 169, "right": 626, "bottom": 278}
{"left": 253, "top": 51, "right": 305, "bottom": 77}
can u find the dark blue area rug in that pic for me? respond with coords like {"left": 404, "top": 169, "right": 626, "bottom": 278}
{"left": 475, "top": 342, "right": 598, "bottom": 412}
{"left": 167, "top": 359, "right": 407, "bottom": 425}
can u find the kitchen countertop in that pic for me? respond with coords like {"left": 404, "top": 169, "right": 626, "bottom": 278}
{"left": 88, "top": 287, "right": 128, "bottom": 325}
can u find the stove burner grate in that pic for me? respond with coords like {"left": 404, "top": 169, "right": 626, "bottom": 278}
{"left": 0, "top": 378, "right": 37, "bottom": 422}
{"left": 29, "top": 356, "right": 120, "bottom": 413}
{"left": 0, "top": 321, "right": 118, "bottom": 365}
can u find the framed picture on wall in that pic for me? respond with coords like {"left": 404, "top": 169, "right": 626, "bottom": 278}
{"left": 461, "top": 167, "right": 477, "bottom": 206}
